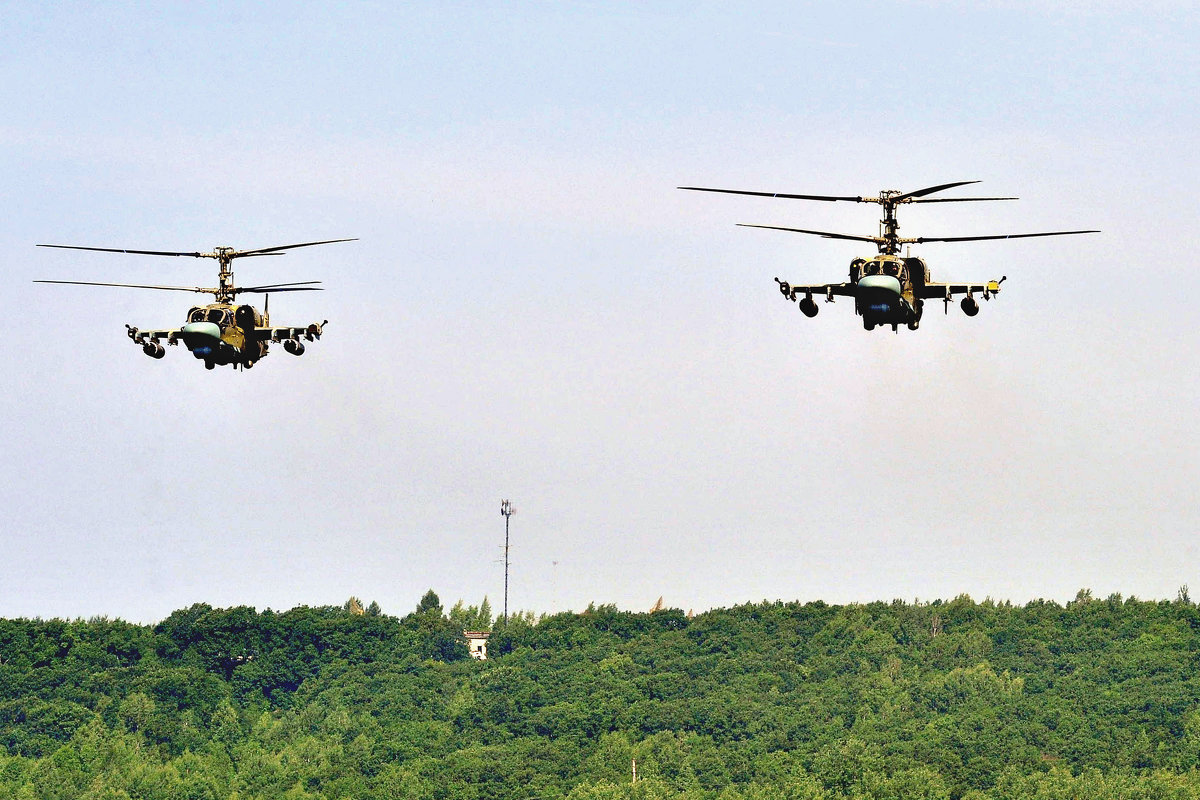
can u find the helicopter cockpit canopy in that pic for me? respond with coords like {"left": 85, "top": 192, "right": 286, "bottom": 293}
{"left": 855, "top": 258, "right": 906, "bottom": 284}
{"left": 187, "top": 307, "right": 230, "bottom": 325}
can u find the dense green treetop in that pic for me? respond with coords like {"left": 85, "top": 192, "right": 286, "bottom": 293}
{"left": 3, "top": 591, "right": 1200, "bottom": 799}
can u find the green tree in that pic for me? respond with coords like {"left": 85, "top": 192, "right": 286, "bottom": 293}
{"left": 416, "top": 590, "right": 442, "bottom": 616}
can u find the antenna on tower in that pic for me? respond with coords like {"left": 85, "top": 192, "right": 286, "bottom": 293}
{"left": 500, "top": 499, "right": 516, "bottom": 624}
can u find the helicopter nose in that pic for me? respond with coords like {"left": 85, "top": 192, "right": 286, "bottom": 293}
{"left": 181, "top": 321, "right": 221, "bottom": 349}
{"left": 857, "top": 275, "right": 902, "bottom": 295}
{"left": 857, "top": 274, "right": 904, "bottom": 320}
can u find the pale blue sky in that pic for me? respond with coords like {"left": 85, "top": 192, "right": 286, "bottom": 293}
{"left": 2, "top": 2, "right": 1196, "bottom": 622}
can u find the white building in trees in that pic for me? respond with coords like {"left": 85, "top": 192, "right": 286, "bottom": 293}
{"left": 464, "top": 631, "right": 490, "bottom": 660}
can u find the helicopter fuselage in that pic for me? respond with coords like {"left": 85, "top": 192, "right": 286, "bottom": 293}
{"left": 127, "top": 302, "right": 323, "bottom": 370}
{"left": 850, "top": 254, "right": 922, "bottom": 329}
{"left": 178, "top": 303, "right": 266, "bottom": 368}
{"left": 781, "top": 253, "right": 1002, "bottom": 332}
{"left": 127, "top": 302, "right": 323, "bottom": 369}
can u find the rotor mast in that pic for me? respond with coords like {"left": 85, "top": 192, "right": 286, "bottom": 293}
{"left": 875, "top": 190, "right": 904, "bottom": 255}
{"left": 214, "top": 247, "right": 237, "bottom": 303}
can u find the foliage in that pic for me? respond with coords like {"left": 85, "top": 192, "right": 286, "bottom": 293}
{"left": 4, "top": 592, "right": 1200, "bottom": 798}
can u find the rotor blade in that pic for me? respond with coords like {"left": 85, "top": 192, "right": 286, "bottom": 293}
{"left": 736, "top": 224, "right": 883, "bottom": 244}
{"left": 234, "top": 238, "right": 357, "bottom": 257}
{"left": 894, "top": 181, "right": 980, "bottom": 202}
{"left": 34, "top": 279, "right": 212, "bottom": 292}
{"left": 680, "top": 187, "right": 863, "bottom": 202}
{"left": 908, "top": 230, "right": 1100, "bottom": 244}
{"left": 910, "top": 196, "right": 1017, "bottom": 203}
{"left": 239, "top": 280, "right": 323, "bottom": 291}
{"left": 38, "top": 244, "right": 207, "bottom": 258}
{"left": 237, "top": 286, "right": 324, "bottom": 293}
{"left": 235, "top": 284, "right": 321, "bottom": 291}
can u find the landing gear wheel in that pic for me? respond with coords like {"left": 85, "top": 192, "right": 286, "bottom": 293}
{"left": 908, "top": 319, "right": 920, "bottom": 330}
{"left": 205, "top": 361, "right": 215, "bottom": 370}
{"left": 864, "top": 321, "right": 875, "bottom": 331}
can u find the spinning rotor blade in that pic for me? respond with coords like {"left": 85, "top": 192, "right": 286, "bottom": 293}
{"left": 681, "top": 181, "right": 1008, "bottom": 204}
{"left": 235, "top": 238, "right": 357, "bottom": 256}
{"left": 679, "top": 187, "right": 863, "bottom": 202}
{"left": 907, "top": 230, "right": 1100, "bottom": 244}
{"left": 237, "top": 282, "right": 324, "bottom": 293}
{"left": 736, "top": 224, "right": 882, "bottom": 244}
{"left": 33, "top": 279, "right": 211, "bottom": 292}
{"left": 38, "top": 244, "right": 207, "bottom": 258}
{"left": 239, "top": 280, "right": 323, "bottom": 291}
{"left": 893, "top": 181, "right": 981, "bottom": 202}
{"left": 39, "top": 238, "right": 355, "bottom": 259}
{"left": 238, "top": 287, "right": 323, "bottom": 293}
{"left": 910, "top": 196, "right": 1017, "bottom": 203}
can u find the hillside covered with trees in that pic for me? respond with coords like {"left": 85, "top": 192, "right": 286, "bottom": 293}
{"left": 3, "top": 590, "right": 1200, "bottom": 799}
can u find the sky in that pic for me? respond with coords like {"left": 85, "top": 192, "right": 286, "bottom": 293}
{"left": 1, "top": 2, "right": 1197, "bottom": 623}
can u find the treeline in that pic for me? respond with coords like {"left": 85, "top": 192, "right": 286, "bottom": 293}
{"left": 3, "top": 590, "right": 1200, "bottom": 799}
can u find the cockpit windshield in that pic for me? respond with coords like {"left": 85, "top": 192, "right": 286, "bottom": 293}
{"left": 206, "top": 309, "right": 227, "bottom": 325}
{"left": 860, "top": 260, "right": 905, "bottom": 280}
{"left": 188, "top": 308, "right": 205, "bottom": 323}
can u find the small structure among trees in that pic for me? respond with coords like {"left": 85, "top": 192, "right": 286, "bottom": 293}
{"left": 463, "top": 630, "right": 491, "bottom": 660}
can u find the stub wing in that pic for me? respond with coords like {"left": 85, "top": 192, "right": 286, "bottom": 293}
{"left": 919, "top": 279, "right": 1004, "bottom": 299}
{"left": 775, "top": 279, "right": 855, "bottom": 301}
{"left": 252, "top": 321, "right": 327, "bottom": 342}
{"left": 126, "top": 326, "right": 181, "bottom": 344}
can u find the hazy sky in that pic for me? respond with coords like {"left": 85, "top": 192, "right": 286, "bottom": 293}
{"left": 2, "top": 2, "right": 1197, "bottom": 623}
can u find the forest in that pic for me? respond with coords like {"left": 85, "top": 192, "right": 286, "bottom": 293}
{"left": 3, "top": 589, "right": 1200, "bottom": 799}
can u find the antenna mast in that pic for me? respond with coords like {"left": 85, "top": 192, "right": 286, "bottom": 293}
{"left": 500, "top": 499, "right": 516, "bottom": 623}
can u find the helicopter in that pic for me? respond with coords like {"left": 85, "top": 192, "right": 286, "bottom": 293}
{"left": 679, "top": 181, "right": 1098, "bottom": 331}
{"left": 34, "top": 238, "right": 354, "bottom": 369}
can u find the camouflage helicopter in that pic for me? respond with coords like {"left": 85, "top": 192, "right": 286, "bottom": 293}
{"left": 34, "top": 238, "right": 354, "bottom": 369}
{"left": 679, "top": 181, "right": 1098, "bottom": 331}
